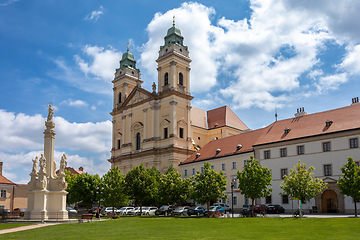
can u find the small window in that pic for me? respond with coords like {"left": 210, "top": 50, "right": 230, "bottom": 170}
{"left": 198, "top": 137, "right": 201, "bottom": 140}
{"left": 350, "top": 138, "right": 358, "bottom": 149}
{"left": 232, "top": 161, "right": 237, "bottom": 170}
{"left": 297, "top": 145, "right": 304, "bottom": 155}
{"left": 323, "top": 142, "right": 331, "bottom": 152}
{"left": 266, "top": 195, "right": 272, "bottom": 204}
{"left": 179, "top": 73, "right": 183, "bottom": 86}
{"left": 179, "top": 128, "right": 184, "bottom": 139}
{"left": 164, "top": 73, "right": 169, "bottom": 85}
{"left": 280, "top": 148, "right": 287, "bottom": 157}
{"left": 324, "top": 164, "right": 332, "bottom": 176}
{"left": 211, "top": 165, "right": 215, "bottom": 170}
{"left": 184, "top": 169, "right": 187, "bottom": 176}
{"left": 118, "top": 92, "right": 122, "bottom": 103}
{"left": 221, "top": 163, "right": 226, "bottom": 171}
{"left": 164, "top": 128, "right": 168, "bottom": 139}
{"left": 0, "top": 190, "right": 6, "bottom": 198}
{"left": 136, "top": 133, "right": 141, "bottom": 150}
{"left": 264, "top": 150, "right": 271, "bottom": 159}
{"left": 243, "top": 160, "right": 248, "bottom": 167}
{"left": 281, "top": 168, "right": 288, "bottom": 179}
{"left": 355, "top": 162, "right": 360, "bottom": 167}
{"left": 282, "top": 195, "right": 289, "bottom": 204}
{"left": 233, "top": 196, "right": 238, "bottom": 206}
{"left": 200, "top": 166, "right": 204, "bottom": 174}
{"left": 117, "top": 139, "right": 121, "bottom": 149}
{"left": 192, "top": 168, "right": 196, "bottom": 176}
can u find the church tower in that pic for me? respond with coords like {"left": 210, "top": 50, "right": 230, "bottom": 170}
{"left": 109, "top": 21, "right": 195, "bottom": 174}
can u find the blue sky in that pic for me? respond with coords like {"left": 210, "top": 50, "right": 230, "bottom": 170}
{"left": 1, "top": 0, "right": 360, "bottom": 183}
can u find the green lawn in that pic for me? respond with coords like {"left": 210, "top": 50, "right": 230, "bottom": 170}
{"left": 0, "top": 217, "right": 359, "bottom": 239}
{"left": 0, "top": 223, "right": 34, "bottom": 231}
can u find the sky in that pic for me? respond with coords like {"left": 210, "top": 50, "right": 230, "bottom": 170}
{"left": 1, "top": 0, "right": 360, "bottom": 183}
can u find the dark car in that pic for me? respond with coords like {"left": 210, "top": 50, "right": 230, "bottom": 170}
{"left": 155, "top": 205, "right": 173, "bottom": 216}
{"left": 187, "top": 206, "right": 205, "bottom": 216}
{"left": 266, "top": 204, "right": 285, "bottom": 214}
{"left": 253, "top": 204, "right": 267, "bottom": 213}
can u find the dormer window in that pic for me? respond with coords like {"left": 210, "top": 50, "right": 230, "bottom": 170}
{"left": 236, "top": 144, "right": 243, "bottom": 151}
{"left": 325, "top": 120, "right": 333, "bottom": 127}
{"left": 196, "top": 153, "right": 201, "bottom": 159}
{"left": 164, "top": 73, "right": 169, "bottom": 85}
{"left": 216, "top": 149, "right": 221, "bottom": 154}
{"left": 284, "top": 128, "right": 291, "bottom": 134}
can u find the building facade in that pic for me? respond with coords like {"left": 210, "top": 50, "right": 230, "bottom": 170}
{"left": 109, "top": 23, "right": 249, "bottom": 174}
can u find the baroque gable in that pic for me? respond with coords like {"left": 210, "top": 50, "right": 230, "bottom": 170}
{"left": 122, "top": 87, "right": 154, "bottom": 107}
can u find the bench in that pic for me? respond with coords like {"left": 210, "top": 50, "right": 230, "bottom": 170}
{"left": 78, "top": 214, "right": 94, "bottom": 223}
{"left": 7, "top": 212, "right": 21, "bottom": 219}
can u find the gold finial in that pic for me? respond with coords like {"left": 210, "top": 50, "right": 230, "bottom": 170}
{"left": 173, "top": 16, "right": 175, "bottom": 26}
{"left": 127, "top": 42, "right": 129, "bottom": 52}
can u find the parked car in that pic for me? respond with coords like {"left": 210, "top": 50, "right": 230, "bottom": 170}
{"left": 173, "top": 206, "right": 189, "bottom": 216}
{"left": 128, "top": 207, "right": 140, "bottom": 215}
{"left": 241, "top": 204, "right": 253, "bottom": 211}
{"left": 141, "top": 207, "right": 158, "bottom": 215}
{"left": 66, "top": 207, "right": 77, "bottom": 214}
{"left": 117, "top": 207, "right": 134, "bottom": 215}
{"left": 266, "top": 204, "right": 285, "bottom": 214}
{"left": 155, "top": 205, "right": 173, "bottom": 216}
{"left": 187, "top": 206, "right": 205, "bottom": 216}
{"left": 253, "top": 204, "right": 267, "bottom": 213}
{"left": 13, "top": 208, "right": 27, "bottom": 217}
{"left": 205, "top": 206, "right": 224, "bottom": 216}
{"left": 213, "top": 203, "right": 232, "bottom": 213}
{"left": 104, "top": 207, "right": 117, "bottom": 214}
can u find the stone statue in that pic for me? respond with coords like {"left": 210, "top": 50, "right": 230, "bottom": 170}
{"left": 152, "top": 82, "right": 156, "bottom": 93}
{"left": 47, "top": 104, "right": 54, "bottom": 122}
{"left": 59, "top": 154, "right": 67, "bottom": 174}
{"left": 39, "top": 153, "right": 46, "bottom": 174}
{"left": 31, "top": 156, "right": 39, "bottom": 174}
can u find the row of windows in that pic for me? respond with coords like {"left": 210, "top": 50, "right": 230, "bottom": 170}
{"left": 263, "top": 138, "right": 359, "bottom": 159}
{"left": 184, "top": 161, "right": 240, "bottom": 176}
{"left": 164, "top": 72, "right": 184, "bottom": 86}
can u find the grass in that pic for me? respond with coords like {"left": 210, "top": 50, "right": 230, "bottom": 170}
{"left": 0, "top": 222, "right": 34, "bottom": 231}
{"left": 0, "top": 216, "right": 359, "bottom": 239}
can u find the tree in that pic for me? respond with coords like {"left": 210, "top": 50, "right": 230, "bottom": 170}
{"left": 158, "top": 165, "right": 192, "bottom": 214}
{"left": 237, "top": 155, "right": 272, "bottom": 211}
{"left": 280, "top": 160, "right": 327, "bottom": 217}
{"left": 338, "top": 157, "right": 360, "bottom": 217}
{"left": 102, "top": 166, "right": 129, "bottom": 213}
{"left": 192, "top": 162, "right": 227, "bottom": 215}
{"left": 125, "top": 164, "right": 157, "bottom": 215}
{"left": 66, "top": 172, "right": 101, "bottom": 210}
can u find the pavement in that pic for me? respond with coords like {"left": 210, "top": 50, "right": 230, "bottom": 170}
{"left": 0, "top": 214, "right": 357, "bottom": 235}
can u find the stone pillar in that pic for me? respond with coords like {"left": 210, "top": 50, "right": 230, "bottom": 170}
{"left": 170, "top": 61, "right": 177, "bottom": 90}
{"left": 122, "top": 115, "right": 126, "bottom": 145}
{"left": 157, "top": 67, "right": 161, "bottom": 92}
{"left": 122, "top": 82, "right": 128, "bottom": 100}
{"left": 169, "top": 101, "right": 178, "bottom": 137}
{"left": 186, "top": 67, "right": 191, "bottom": 94}
{"left": 128, "top": 113, "right": 132, "bottom": 143}
{"left": 44, "top": 121, "right": 56, "bottom": 179}
{"left": 151, "top": 106, "right": 155, "bottom": 138}
{"left": 187, "top": 105, "right": 192, "bottom": 147}
{"left": 143, "top": 108, "right": 147, "bottom": 140}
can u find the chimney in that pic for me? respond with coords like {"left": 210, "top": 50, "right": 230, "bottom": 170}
{"left": 79, "top": 166, "right": 84, "bottom": 172}
{"left": 0, "top": 162, "right": 2, "bottom": 175}
{"left": 351, "top": 97, "right": 359, "bottom": 105}
{"left": 294, "top": 107, "right": 307, "bottom": 117}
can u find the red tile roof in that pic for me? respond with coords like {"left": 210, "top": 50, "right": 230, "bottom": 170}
{"left": 207, "top": 106, "right": 249, "bottom": 130}
{"left": 180, "top": 127, "right": 268, "bottom": 165}
{"left": 255, "top": 103, "right": 360, "bottom": 146}
{"left": 0, "top": 175, "right": 16, "bottom": 185}
{"left": 56, "top": 167, "right": 84, "bottom": 176}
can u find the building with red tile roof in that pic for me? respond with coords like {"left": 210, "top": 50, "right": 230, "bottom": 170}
{"left": 180, "top": 99, "right": 360, "bottom": 213}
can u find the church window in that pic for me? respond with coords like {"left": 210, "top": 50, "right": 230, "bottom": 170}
{"left": 117, "top": 139, "right": 121, "bottom": 149}
{"left": 136, "top": 133, "right": 141, "bottom": 150}
{"left": 118, "top": 92, "right": 122, "bottom": 103}
{"left": 179, "top": 128, "right": 184, "bottom": 138}
{"left": 0, "top": 190, "right": 6, "bottom": 198}
{"left": 164, "top": 73, "right": 169, "bottom": 85}
{"left": 164, "top": 128, "right": 168, "bottom": 139}
{"left": 179, "top": 73, "right": 183, "bottom": 86}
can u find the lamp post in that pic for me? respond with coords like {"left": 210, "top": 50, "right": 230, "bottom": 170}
{"left": 96, "top": 186, "right": 103, "bottom": 218}
{"left": 231, "top": 179, "right": 236, "bottom": 218}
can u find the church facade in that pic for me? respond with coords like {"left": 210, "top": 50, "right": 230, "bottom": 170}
{"left": 109, "top": 23, "right": 249, "bottom": 174}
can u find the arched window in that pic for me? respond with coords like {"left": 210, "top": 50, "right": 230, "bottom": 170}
{"left": 118, "top": 92, "right": 122, "bottom": 103}
{"left": 164, "top": 73, "right": 169, "bottom": 86}
{"left": 179, "top": 73, "right": 183, "bottom": 86}
{"left": 136, "top": 132, "right": 141, "bottom": 150}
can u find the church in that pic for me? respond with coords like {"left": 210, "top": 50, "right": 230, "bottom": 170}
{"left": 108, "top": 21, "right": 249, "bottom": 174}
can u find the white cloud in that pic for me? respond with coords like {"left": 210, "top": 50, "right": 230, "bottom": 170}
{"left": 0, "top": 0, "right": 18, "bottom": 7}
{"left": 74, "top": 45, "right": 121, "bottom": 81}
{"left": 85, "top": 6, "right": 104, "bottom": 21}
{"left": 61, "top": 99, "right": 89, "bottom": 107}
{"left": 315, "top": 73, "right": 349, "bottom": 93}
{"left": 339, "top": 45, "right": 360, "bottom": 75}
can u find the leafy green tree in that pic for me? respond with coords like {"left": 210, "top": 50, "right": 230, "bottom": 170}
{"left": 280, "top": 160, "right": 327, "bottom": 217}
{"left": 144, "top": 166, "right": 161, "bottom": 206}
{"left": 338, "top": 157, "right": 360, "bottom": 217}
{"left": 192, "top": 162, "right": 227, "bottom": 215}
{"left": 102, "top": 166, "right": 129, "bottom": 213}
{"left": 237, "top": 155, "right": 272, "bottom": 210}
{"left": 158, "top": 165, "right": 192, "bottom": 214}
{"left": 125, "top": 164, "right": 157, "bottom": 215}
{"left": 66, "top": 172, "right": 101, "bottom": 209}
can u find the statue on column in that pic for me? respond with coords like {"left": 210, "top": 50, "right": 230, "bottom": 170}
{"left": 36, "top": 153, "right": 47, "bottom": 190}
{"left": 59, "top": 154, "right": 67, "bottom": 174}
{"left": 31, "top": 156, "right": 39, "bottom": 174}
{"left": 39, "top": 153, "right": 46, "bottom": 174}
{"left": 47, "top": 104, "right": 54, "bottom": 122}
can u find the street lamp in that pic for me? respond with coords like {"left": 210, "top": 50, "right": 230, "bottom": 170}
{"left": 231, "top": 179, "right": 236, "bottom": 218}
{"left": 96, "top": 187, "right": 103, "bottom": 218}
